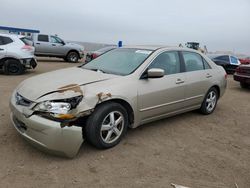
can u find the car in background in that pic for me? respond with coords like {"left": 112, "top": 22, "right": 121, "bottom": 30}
{"left": 239, "top": 57, "right": 250, "bottom": 65}
{"left": 10, "top": 46, "right": 227, "bottom": 157}
{"left": 234, "top": 64, "right": 250, "bottom": 88}
{"left": 85, "top": 46, "right": 116, "bottom": 63}
{"left": 208, "top": 54, "right": 241, "bottom": 74}
{"left": 31, "top": 34, "right": 84, "bottom": 63}
{"left": 0, "top": 34, "right": 37, "bottom": 75}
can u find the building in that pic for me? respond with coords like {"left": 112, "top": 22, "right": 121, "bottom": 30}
{"left": 0, "top": 26, "right": 40, "bottom": 37}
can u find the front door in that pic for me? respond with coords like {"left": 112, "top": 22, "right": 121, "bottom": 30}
{"left": 48, "top": 36, "right": 65, "bottom": 56}
{"left": 138, "top": 51, "right": 187, "bottom": 122}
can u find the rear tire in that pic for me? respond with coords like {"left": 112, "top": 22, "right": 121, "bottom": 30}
{"left": 66, "top": 51, "right": 79, "bottom": 63}
{"left": 200, "top": 87, "right": 218, "bottom": 115}
{"left": 85, "top": 102, "right": 128, "bottom": 149}
{"left": 3, "top": 59, "right": 24, "bottom": 75}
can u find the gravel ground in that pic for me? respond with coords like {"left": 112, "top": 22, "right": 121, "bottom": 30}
{"left": 0, "top": 58, "right": 250, "bottom": 188}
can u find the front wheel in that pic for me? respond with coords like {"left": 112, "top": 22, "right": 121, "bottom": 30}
{"left": 66, "top": 51, "right": 79, "bottom": 63}
{"left": 200, "top": 87, "right": 218, "bottom": 115}
{"left": 85, "top": 102, "right": 128, "bottom": 149}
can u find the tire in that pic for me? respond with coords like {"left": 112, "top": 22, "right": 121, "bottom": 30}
{"left": 85, "top": 102, "right": 128, "bottom": 149}
{"left": 3, "top": 59, "right": 24, "bottom": 75}
{"left": 240, "top": 82, "right": 249, "bottom": 89}
{"left": 200, "top": 87, "right": 218, "bottom": 115}
{"left": 66, "top": 51, "right": 79, "bottom": 63}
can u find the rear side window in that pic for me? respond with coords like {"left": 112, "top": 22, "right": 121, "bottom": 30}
{"left": 0, "top": 36, "right": 13, "bottom": 45}
{"left": 203, "top": 58, "right": 211, "bottom": 69}
{"left": 38, "top": 35, "right": 49, "bottom": 42}
{"left": 230, "top": 56, "right": 239, "bottom": 65}
{"left": 20, "top": 37, "right": 33, "bottom": 46}
{"left": 216, "top": 55, "right": 229, "bottom": 61}
{"left": 148, "top": 51, "right": 181, "bottom": 75}
{"left": 183, "top": 52, "right": 204, "bottom": 72}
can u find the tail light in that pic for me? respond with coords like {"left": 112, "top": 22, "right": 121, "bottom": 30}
{"left": 235, "top": 67, "right": 241, "bottom": 74}
{"left": 225, "top": 73, "right": 227, "bottom": 79}
{"left": 21, "top": 45, "right": 33, "bottom": 51}
{"left": 92, "top": 53, "right": 99, "bottom": 59}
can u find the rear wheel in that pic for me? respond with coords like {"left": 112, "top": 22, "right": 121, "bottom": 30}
{"left": 85, "top": 102, "right": 128, "bottom": 149}
{"left": 3, "top": 59, "right": 24, "bottom": 75}
{"left": 66, "top": 51, "right": 79, "bottom": 63}
{"left": 200, "top": 87, "right": 218, "bottom": 115}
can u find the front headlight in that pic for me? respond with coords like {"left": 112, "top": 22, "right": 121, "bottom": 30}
{"left": 35, "top": 101, "right": 71, "bottom": 114}
{"left": 34, "top": 96, "right": 83, "bottom": 120}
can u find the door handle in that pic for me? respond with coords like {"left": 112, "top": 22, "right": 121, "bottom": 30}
{"left": 52, "top": 44, "right": 56, "bottom": 46}
{"left": 0, "top": 48, "right": 4, "bottom": 51}
{"left": 176, "top": 79, "right": 185, "bottom": 84}
{"left": 206, "top": 73, "right": 212, "bottom": 78}
{"left": 36, "top": 43, "right": 40, "bottom": 45}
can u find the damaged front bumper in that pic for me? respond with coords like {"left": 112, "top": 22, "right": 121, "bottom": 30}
{"left": 9, "top": 96, "right": 84, "bottom": 158}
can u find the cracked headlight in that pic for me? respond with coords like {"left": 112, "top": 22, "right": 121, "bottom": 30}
{"left": 34, "top": 96, "right": 83, "bottom": 120}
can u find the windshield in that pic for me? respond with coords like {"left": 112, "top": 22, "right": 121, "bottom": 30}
{"left": 82, "top": 48, "right": 153, "bottom": 75}
{"left": 95, "top": 46, "right": 116, "bottom": 53}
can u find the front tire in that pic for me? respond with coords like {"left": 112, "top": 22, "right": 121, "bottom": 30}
{"left": 200, "top": 87, "right": 218, "bottom": 115}
{"left": 3, "top": 59, "right": 24, "bottom": 75}
{"left": 85, "top": 102, "right": 128, "bottom": 149}
{"left": 66, "top": 51, "right": 79, "bottom": 63}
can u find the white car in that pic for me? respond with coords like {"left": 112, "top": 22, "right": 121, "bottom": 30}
{"left": 0, "top": 34, "right": 37, "bottom": 75}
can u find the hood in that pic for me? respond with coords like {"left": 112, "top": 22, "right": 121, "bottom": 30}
{"left": 17, "top": 67, "right": 117, "bottom": 101}
{"left": 66, "top": 42, "right": 84, "bottom": 50}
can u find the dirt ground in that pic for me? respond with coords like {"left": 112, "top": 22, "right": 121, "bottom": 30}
{"left": 0, "top": 58, "right": 250, "bottom": 188}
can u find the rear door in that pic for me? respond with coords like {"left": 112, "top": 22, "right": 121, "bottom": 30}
{"left": 0, "top": 36, "right": 7, "bottom": 60}
{"left": 181, "top": 51, "right": 213, "bottom": 107}
{"left": 34, "top": 34, "right": 50, "bottom": 55}
{"left": 138, "top": 51, "right": 187, "bottom": 122}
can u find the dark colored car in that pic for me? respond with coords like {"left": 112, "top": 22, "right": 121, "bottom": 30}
{"left": 85, "top": 46, "right": 116, "bottom": 63}
{"left": 208, "top": 54, "right": 241, "bottom": 74}
{"left": 234, "top": 64, "right": 250, "bottom": 88}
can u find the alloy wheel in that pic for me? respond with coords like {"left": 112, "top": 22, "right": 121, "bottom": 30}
{"left": 206, "top": 91, "right": 217, "bottom": 112}
{"left": 100, "top": 111, "right": 124, "bottom": 144}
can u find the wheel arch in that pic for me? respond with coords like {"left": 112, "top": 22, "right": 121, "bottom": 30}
{"left": 211, "top": 85, "right": 220, "bottom": 98}
{"left": 96, "top": 98, "right": 135, "bottom": 127}
{"left": 66, "top": 50, "right": 80, "bottom": 58}
{"left": 0, "top": 57, "right": 21, "bottom": 64}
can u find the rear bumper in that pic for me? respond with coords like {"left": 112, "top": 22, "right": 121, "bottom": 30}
{"left": 9, "top": 95, "right": 83, "bottom": 158}
{"left": 20, "top": 58, "right": 37, "bottom": 69}
{"left": 234, "top": 73, "right": 250, "bottom": 84}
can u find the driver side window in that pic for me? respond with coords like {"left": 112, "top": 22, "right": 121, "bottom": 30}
{"left": 50, "top": 36, "right": 61, "bottom": 43}
{"left": 148, "top": 51, "right": 181, "bottom": 75}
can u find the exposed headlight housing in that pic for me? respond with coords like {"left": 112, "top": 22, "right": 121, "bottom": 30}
{"left": 34, "top": 96, "right": 83, "bottom": 120}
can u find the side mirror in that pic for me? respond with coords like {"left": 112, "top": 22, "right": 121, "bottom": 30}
{"left": 61, "top": 41, "right": 65, "bottom": 45}
{"left": 147, "top": 68, "right": 165, "bottom": 78}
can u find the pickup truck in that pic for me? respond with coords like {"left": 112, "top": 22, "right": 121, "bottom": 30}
{"left": 31, "top": 34, "right": 84, "bottom": 63}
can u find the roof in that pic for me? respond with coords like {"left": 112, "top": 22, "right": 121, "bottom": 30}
{"left": 0, "top": 26, "right": 40, "bottom": 33}
{"left": 0, "top": 33, "right": 20, "bottom": 38}
{"left": 122, "top": 45, "right": 173, "bottom": 50}
{"left": 121, "top": 45, "right": 200, "bottom": 53}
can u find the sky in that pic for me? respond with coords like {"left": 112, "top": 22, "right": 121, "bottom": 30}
{"left": 1, "top": 0, "right": 250, "bottom": 54}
